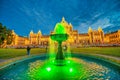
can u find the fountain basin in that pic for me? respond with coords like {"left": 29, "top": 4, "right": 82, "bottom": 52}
{"left": 50, "top": 34, "right": 69, "bottom": 60}
{"left": 0, "top": 54, "right": 120, "bottom": 80}
{"left": 50, "top": 34, "right": 69, "bottom": 41}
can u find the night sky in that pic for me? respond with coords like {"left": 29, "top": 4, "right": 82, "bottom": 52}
{"left": 0, "top": 0, "right": 120, "bottom": 36}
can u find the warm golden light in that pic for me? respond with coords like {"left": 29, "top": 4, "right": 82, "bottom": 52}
{"left": 9, "top": 17, "right": 120, "bottom": 47}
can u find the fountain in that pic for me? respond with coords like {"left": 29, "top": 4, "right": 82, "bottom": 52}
{"left": 26, "top": 23, "right": 88, "bottom": 79}
{"left": 0, "top": 23, "right": 120, "bottom": 80}
{"left": 50, "top": 23, "right": 68, "bottom": 62}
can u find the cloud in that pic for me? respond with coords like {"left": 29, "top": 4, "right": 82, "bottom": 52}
{"left": 1, "top": 0, "right": 120, "bottom": 36}
{"left": 90, "top": 18, "right": 113, "bottom": 29}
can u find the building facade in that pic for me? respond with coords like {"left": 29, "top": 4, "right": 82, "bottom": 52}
{"left": 11, "top": 17, "right": 120, "bottom": 47}
{"left": 11, "top": 30, "right": 29, "bottom": 46}
{"left": 104, "top": 30, "right": 120, "bottom": 45}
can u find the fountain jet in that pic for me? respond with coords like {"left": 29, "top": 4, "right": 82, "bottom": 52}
{"left": 50, "top": 23, "right": 69, "bottom": 60}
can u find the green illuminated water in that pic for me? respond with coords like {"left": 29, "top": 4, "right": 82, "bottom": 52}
{"left": 28, "top": 58, "right": 88, "bottom": 80}
{"left": 48, "top": 38, "right": 56, "bottom": 59}
{"left": 0, "top": 55, "right": 120, "bottom": 80}
{"left": 30, "top": 21, "right": 84, "bottom": 79}
{"left": 0, "top": 22, "right": 120, "bottom": 80}
{"left": 50, "top": 23, "right": 69, "bottom": 60}
{"left": 65, "top": 43, "right": 71, "bottom": 58}
{"left": 54, "top": 23, "right": 66, "bottom": 34}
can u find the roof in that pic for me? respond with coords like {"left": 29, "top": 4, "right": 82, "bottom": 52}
{"left": 41, "top": 35, "right": 50, "bottom": 38}
{"left": 79, "top": 33, "right": 89, "bottom": 36}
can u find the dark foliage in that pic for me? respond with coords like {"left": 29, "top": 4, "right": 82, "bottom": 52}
{"left": 0, "top": 23, "right": 13, "bottom": 45}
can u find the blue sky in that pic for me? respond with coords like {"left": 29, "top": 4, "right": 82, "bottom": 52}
{"left": 0, "top": 0, "right": 120, "bottom": 36}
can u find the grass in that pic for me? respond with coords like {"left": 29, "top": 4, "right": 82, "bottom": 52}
{"left": 71, "top": 47, "right": 120, "bottom": 57}
{"left": 0, "top": 47, "right": 120, "bottom": 67}
{"left": 71, "top": 47, "right": 120, "bottom": 65}
{"left": 0, "top": 48, "right": 46, "bottom": 59}
{"left": 0, "top": 47, "right": 120, "bottom": 59}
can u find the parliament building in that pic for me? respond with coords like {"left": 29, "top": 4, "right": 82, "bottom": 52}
{"left": 10, "top": 17, "right": 120, "bottom": 47}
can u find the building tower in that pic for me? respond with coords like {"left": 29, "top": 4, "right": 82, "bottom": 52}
{"left": 88, "top": 27, "right": 93, "bottom": 44}
{"left": 37, "top": 30, "right": 42, "bottom": 44}
{"left": 11, "top": 30, "right": 18, "bottom": 45}
{"left": 98, "top": 27, "right": 104, "bottom": 43}
{"left": 29, "top": 30, "right": 33, "bottom": 44}
{"left": 69, "top": 23, "right": 73, "bottom": 32}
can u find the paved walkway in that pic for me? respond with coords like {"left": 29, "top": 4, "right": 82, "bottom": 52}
{"left": 0, "top": 59, "right": 6, "bottom": 63}
{"left": 92, "top": 54, "right": 120, "bottom": 61}
{"left": 0, "top": 54, "right": 120, "bottom": 63}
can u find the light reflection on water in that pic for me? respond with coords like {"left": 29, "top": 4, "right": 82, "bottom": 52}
{"left": 27, "top": 58, "right": 118, "bottom": 80}
{"left": 0, "top": 56, "right": 120, "bottom": 80}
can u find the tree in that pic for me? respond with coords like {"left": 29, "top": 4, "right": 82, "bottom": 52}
{"left": 0, "top": 23, "right": 13, "bottom": 46}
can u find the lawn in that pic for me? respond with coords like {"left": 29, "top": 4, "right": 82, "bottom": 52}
{"left": 0, "top": 48, "right": 46, "bottom": 59}
{"left": 0, "top": 47, "right": 120, "bottom": 67}
{"left": 0, "top": 47, "right": 120, "bottom": 59}
{"left": 71, "top": 47, "right": 120, "bottom": 57}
